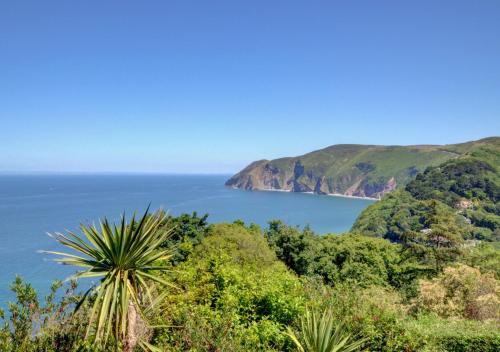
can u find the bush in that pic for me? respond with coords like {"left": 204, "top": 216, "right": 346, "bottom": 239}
{"left": 303, "top": 281, "right": 500, "bottom": 352}
{"left": 303, "top": 283, "right": 422, "bottom": 351}
{"left": 154, "top": 223, "right": 306, "bottom": 351}
{"left": 405, "top": 315, "right": 500, "bottom": 352}
{"left": 0, "top": 277, "right": 102, "bottom": 352}
{"left": 412, "top": 264, "right": 500, "bottom": 320}
{"left": 463, "top": 243, "right": 500, "bottom": 278}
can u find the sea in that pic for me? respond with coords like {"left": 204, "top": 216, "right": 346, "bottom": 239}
{"left": 0, "top": 174, "right": 374, "bottom": 304}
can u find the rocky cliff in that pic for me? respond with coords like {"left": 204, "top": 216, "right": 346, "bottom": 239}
{"left": 226, "top": 139, "right": 499, "bottom": 199}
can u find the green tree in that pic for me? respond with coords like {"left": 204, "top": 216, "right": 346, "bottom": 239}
{"left": 265, "top": 220, "right": 318, "bottom": 276}
{"left": 265, "top": 222, "right": 407, "bottom": 289}
{"left": 157, "top": 211, "right": 211, "bottom": 265}
{"left": 156, "top": 223, "right": 306, "bottom": 351}
{"left": 400, "top": 201, "right": 465, "bottom": 273}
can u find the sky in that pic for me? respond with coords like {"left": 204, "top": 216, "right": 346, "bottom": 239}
{"left": 1, "top": 1, "right": 499, "bottom": 174}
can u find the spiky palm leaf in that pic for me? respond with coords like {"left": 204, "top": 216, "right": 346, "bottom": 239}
{"left": 43, "top": 208, "right": 173, "bottom": 347}
{"left": 287, "top": 308, "right": 365, "bottom": 352}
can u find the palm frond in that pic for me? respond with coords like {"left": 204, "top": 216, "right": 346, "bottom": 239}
{"left": 287, "top": 308, "right": 366, "bottom": 352}
{"left": 46, "top": 208, "right": 174, "bottom": 349}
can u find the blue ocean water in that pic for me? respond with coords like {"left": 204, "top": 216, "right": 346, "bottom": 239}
{"left": 0, "top": 174, "right": 374, "bottom": 304}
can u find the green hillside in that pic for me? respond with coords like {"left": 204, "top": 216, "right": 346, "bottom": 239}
{"left": 226, "top": 137, "right": 499, "bottom": 198}
{"left": 352, "top": 138, "right": 500, "bottom": 243}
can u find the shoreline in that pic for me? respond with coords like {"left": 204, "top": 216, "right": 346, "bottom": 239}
{"left": 325, "top": 192, "right": 379, "bottom": 201}
{"left": 230, "top": 186, "right": 379, "bottom": 201}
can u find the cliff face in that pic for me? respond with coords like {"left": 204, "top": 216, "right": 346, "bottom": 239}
{"left": 226, "top": 139, "right": 499, "bottom": 199}
{"left": 226, "top": 158, "right": 399, "bottom": 198}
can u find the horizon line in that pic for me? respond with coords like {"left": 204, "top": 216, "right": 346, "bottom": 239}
{"left": 0, "top": 171, "right": 234, "bottom": 176}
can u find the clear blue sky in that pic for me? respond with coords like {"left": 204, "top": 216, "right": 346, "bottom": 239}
{"left": 1, "top": 1, "right": 499, "bottom": 173}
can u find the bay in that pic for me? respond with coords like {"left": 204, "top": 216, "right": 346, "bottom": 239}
{"left": 0, "top": 174, "right": 374, "bottom": 303}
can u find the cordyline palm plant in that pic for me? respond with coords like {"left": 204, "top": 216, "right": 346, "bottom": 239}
{"left": 287, "top": 308, "right": 366, "bottom": 352}
{"left": 43, "top": 208, "right": 173, "bottom": 352}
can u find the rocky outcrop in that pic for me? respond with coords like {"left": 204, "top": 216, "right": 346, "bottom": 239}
{"left": 225, "top": 139, "right": 497, "bottom": 199}
{"left": 225, "top": 159, "right": 399, "bottom": 199}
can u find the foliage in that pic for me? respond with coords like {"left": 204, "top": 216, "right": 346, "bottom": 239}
{"left": 305, "top": 284, "right": 420, "bottom": 351}
{"left": 303, "top": 282, "right": 500, "bottom": 352}
{"left": 158, "top": 211, "right": 211, "bottom": 265}
{"left": 286, "top": 308, "right": 366, "bottom": 352}
{"left": 406, "top": 157, "right": 499, "bottom": 205}
{"left": 406, "top": 154, "right": 500, "bottom": 241}
{"left": 354, "top": 150, "right": 500, "bottom": 244}
{"left": 463, "top": 243, "right": 500, "bottom": 277}
{"left": 352, "top": 190, "right": 473, "bottom": 242}
{"left": 2, "top": 208, "right": 500, "bottom": 351}
{"left": 265, "top": 221, "right": 319, "bottom": 276}
{"left": 265, "top": 218, "right": 500, "bottom": 350}
{"left": 398, "top": 200, "right": 467, "bottom": 273}
{"left": 404, "top": 315, "right": 500, "bottom": 352}
{"left": 412, "top": 264, "right": 500, "bottom": 320}
{"left": 153, "top": 223, "right": 306, "bottom": 351}
{"left": 44, "top": 209, "right": 174, "bottom": 351}
{"left": 0, "top": 277, "right": 101, "bottom": 352}
{"left": 311, "top": 234, "right": 410, "bottom": 289}
{"left": 466, "top": 208, "right": 500, "bottom": 240}
{"left": 265, "top": 221, "right": 423, "bottom": 293}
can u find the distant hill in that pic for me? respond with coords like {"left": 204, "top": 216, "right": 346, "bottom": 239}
{"left": 226, "top": 137, "right": 499, "bottom": 199}
{"left": 352, "top": 138, "right": 500, "bottom": 242}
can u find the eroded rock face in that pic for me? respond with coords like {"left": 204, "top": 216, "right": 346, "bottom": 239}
{"left": 225, "top": 160, "right": 399, "bottom": 199}
{"left": 225, "top": 160, "right": 293, "bottom": 191}
{"left": 314, "top": 177, "right": 330, "bottom": 194}
{"left": 292, "top": 180, "right": 313, "bottom": 192}
{"left": 225, "top": 139, "right": 478, "bottom": 198}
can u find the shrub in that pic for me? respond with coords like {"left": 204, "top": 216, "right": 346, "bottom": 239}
{"left": 412, "top": 264, "right": 500, "bottom": 320}
{"left": 0, "top": 277, "right": 100, "bottom": 352}
{"left": 154, "top": 223, "right": 306, "bottom": 351}
{"left": 298, "top": 282, "right": 422, "bottom": 351}
{"left": 463, "top": 243, "right": 500, "bottom": 278}
{"left": 404, "top": 315, "right": 500, "bottom": 352}
{"left": 286, "top": 308, "right": 366, "bottom": 352}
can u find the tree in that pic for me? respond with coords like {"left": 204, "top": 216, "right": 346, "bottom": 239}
{"left": 44, "top": 209, "right": 173, "bottom": 351}
{"left": 158, "top": 211, "right": 211, "bottom": 265}
{"left": 265, "top": 220, "right": 318, "bottom": 276}
{"left": 399, "top": 200, "right": 465, "bottom": 274}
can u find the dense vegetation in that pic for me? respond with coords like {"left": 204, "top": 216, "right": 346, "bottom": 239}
{"left": 352, "top": 143, "right": 500, "bottom": 245}
{"left": 1, "top": 138, "right": 499, "bottom": 351}
{"left": 1, "top": 214, "right": 499, "bottom": 351}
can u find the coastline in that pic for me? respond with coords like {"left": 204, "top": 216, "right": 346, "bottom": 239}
{"left": 325, "top": 192, "right": 379, "bottom": 201}
{"left": 230, "top": 186, "right": 379, "bottom": 201}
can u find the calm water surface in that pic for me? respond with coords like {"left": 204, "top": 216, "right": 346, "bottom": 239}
{"left": 0, "top": 174, "right": 374, "bottom": 303}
